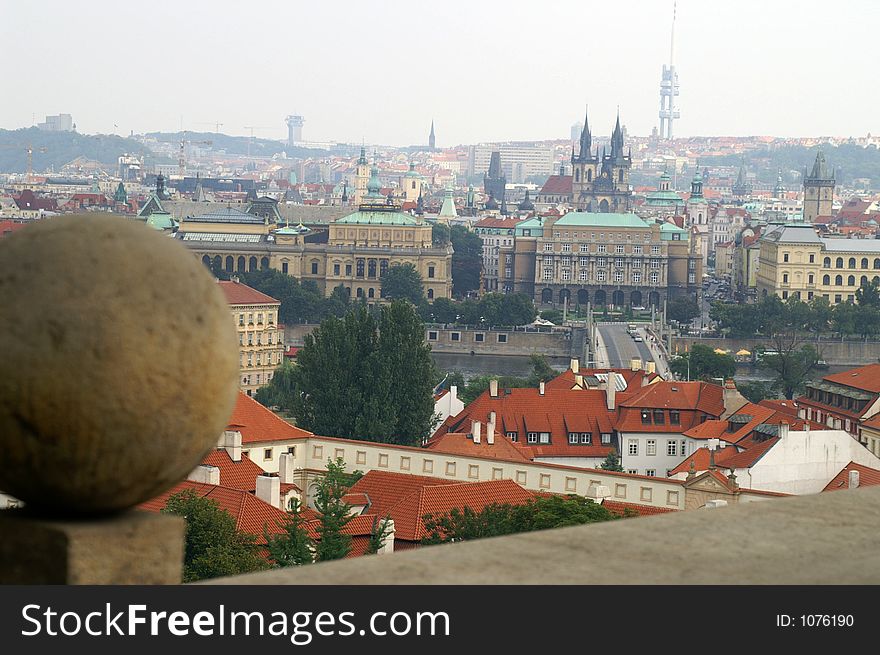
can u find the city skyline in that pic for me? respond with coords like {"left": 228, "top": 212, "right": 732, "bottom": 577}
{"left": 1, "top": 1, "right": 878, "bottom": 145}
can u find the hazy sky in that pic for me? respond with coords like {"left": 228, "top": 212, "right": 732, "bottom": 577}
{"left": 2, "top": 1, "right": 877, "bottom": 145}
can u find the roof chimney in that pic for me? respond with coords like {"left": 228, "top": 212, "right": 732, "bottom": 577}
{"left": 849, "top": 469, "right": 860, "bottom": 489}
{"left": 188, "top": 464, "right": 220, "bottom": 486}
{"left": 489, "top": 379, "right": 499, "bottom": 398}
{"left": 471, "top": 419, "right": 482, "bottom": 444}
{"left": 539, "top": 380, "right": 545, "bottom": 396}
{"left": 631, "top": 358, "right": 641, "bottom": 371}
{"left": 222, "top": 430, "right": 242, "bottom": 462}
{"left": 575, "top": 373, "right": 584, "bottom": 388}
{"left": 279, "top": 452, "right": 295, "bottom": 484}
{"left": 486, "top": 412, "right": 496, "bottom": 445}
{"left": 449, "top": 385, "right": 458, "bottom": 404}
{"left": 778, "top": 423, "right": 790, "bottom": 440}
{"left": 646, "top": 361, "right": 656, "bottom": 374}
{"left": 570, "top": 358, "right": 579, "bottom": 374}
{"left": 606, "top": 372, "right": 617, "bottom": 410}
{"left": 256, "top": 472, "right": 281, "bottom": 508}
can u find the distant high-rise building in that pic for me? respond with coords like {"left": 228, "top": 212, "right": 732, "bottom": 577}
{"left": 37, "top": 114, "right": 73, "bottom": 132}
{"left": 429, "top": 121, "right": 436, "bottom": 149}
{"left": 803, "top": 151, "right": 835, "bottom": 222}
{"left": 658, "top": 3, "right": 680, "bottom": 140}
{"left": 286, "top": 115, "right": 304, "bottom": 147}
{"left": 571, "top": 122, "right": 583, "bottom": 143}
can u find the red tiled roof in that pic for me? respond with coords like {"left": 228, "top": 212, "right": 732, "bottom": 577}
{"left": 201, "top": 449, "right": 268, "bottom": 492}
{"left": 387, "top": 479, "right": 535, "bottom": 542}
{"left": 822, "top": 461, "right": 880, "bottom": 491}
{"left": 474, "top": 216, "right": 526, "bottom": 229}
{"left": 682, "top": 402, "right": 820, "bottom": 444}
{"left": 0, "top": 220, "right": 28, "bottom": 238}
{"left": 139, "top": 481, "right": 288, "bottom": 544}
{"left": 544, "top": 367, "right": 660, "bottom": 392}
{"left": 538, "top": 175, "right": 573, "bottom": 195}
{"left": 861, "top": 413, "right": 880, "bottom": 430}
{"left": 602, "top": 500, "right": 677, "bottom": 517}
{"left": 341, "top": 492, "right": 370, "bottom": 507}
{"left": 820, "top": 363, "right": 880, "bottom": 394}
{"left": 347, "top": 470, "right": 460, "bottom": 518}
{"left": 433, "top": 386, "right": 617, "bottom": 459}
{"left": 426, "top": 431, "right": 534, "bottom": 462}
{"left": 218, "top": 280, "right": 280, "bottom": 306}
{"left": 228, "top": 392, "right": 313, "bottom": 444}
{"left": 616, "top": 381, "right": 725, "bottom": 433}
{"left": 757, "top": 399, "right": 800, "bottom": 417}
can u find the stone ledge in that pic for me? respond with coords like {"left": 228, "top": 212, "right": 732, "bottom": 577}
{"left": 204, "top": 486, "right": 880, "bottom": 585}
{"left": 0, "top": 510, "right": 185, "bottom": 584}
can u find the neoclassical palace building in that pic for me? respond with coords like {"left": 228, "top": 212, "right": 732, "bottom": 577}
{"left": 171, "top": 163, "right": 453, "bottom": 302}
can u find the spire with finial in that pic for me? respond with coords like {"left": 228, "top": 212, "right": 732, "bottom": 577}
{"left": 576, "top": 105, "right": 592, "bottom": 163}
{"left": 415, "top": 188, "right": 424, "bottom": 215}
{"left": 429, "top": 120, "right": 436, "bottom": 149}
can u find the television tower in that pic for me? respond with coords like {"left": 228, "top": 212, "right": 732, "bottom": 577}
{"left": 286, "top": 115, "right": 304, "bottom": 147}
{"left": 658, "top": 2, "right": 680, "bottom": 140}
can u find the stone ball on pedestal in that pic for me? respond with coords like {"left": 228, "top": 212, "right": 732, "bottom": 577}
{"left": 0, "top": 214, "right": 239, "bottom": 514}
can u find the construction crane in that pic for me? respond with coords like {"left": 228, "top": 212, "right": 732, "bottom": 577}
{"left": 0, "top": 143, "right": 48, "bottom": 182}
{"left": 195, "top": 121, "right": 224, "bottom": 134}
{"left": 178, "top": 131, "right": 213, "bottom": 177}
{"left": 242, "top": 126, "right": 271, "bottom": 158}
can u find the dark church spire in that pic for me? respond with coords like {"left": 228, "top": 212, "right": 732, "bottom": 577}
{"left": 576, "top": 105, "right": 592, "bottom": 163}
{"left": 429, "top": 120, "right": 436, "bottom": 149}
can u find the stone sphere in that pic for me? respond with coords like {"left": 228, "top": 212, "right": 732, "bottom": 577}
{"left": 0, "top": 215, "right": 239, "bottom": 514}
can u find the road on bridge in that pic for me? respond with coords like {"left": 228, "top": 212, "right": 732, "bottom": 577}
{"left": 598, "top": 323, "right": 657, "bottom": 370}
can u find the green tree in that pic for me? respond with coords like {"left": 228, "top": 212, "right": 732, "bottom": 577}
{"left": 856, "top": 278, "right": 880, "bottom": 308}
{"left": 365, "top": 516, "right": 394, "bottom": 555}
{"left": 421, "top": 495, "right": 618, "bottom": 545}
{"left": 264, "top": 498, "right": 314, "bottom": 567}
{"left": 667, "top": 296, "right": 700, "bottom": 325}
{"left": 540, "top": 309, "right": 564, "bottom": 324}
{"left": 599, "top": 452, "right": 624, "bottom": 472}
{"left": 430, "top": 297, "right": 458, "bottom": 323}
{"left": 526, "top": 353, "right": 557, "bottom": 386}
{"left": 254, "top": 359, "right": 297, "bottom": 413}
{"left": 431, "top": 222, "right": 450, "bottom": 247}
{"left": 450, "top": 224, "right": 482, "bottom": 297}
{"left": 758, "top": 342, "right": 820, "bottom": 399}
{"left": 380, "top": 263, "right": 424, "bottom": 305}
{"left": 670, "top": 344, "right": 736, "bottom": 381}
{"left": 736, "top": 381, "right": 775, "bottom": 404}
{"left": 162, "top": 490, "right": 268, "bottom": 582}
{"left": 291, "top": 301, "right": 436, "bottom": 445}
{"left": 313, "top": 459, "right": 354, "bottom": 562}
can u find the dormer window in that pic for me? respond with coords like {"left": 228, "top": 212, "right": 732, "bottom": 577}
{"left": 527, "top": 432, "right": 538, "bottom": 444}
{"left": 506, "top": 431, "right": 518, "bottom": 442}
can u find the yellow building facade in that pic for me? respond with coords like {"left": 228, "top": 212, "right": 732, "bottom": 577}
{"left": 756, "top": 223, "right": 880, "bottom": 303}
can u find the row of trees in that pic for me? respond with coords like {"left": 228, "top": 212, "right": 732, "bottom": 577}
{"left": 423, "top": 293, "right": 536, "bottom": 326}
{"left": 438, "top": 354, "right": 558, "bottom": 405}
{"left": 432, "top": 223, "right": 482, "bottom": 297}
{"left": 711, "top": 281, "right": 880, "bottom": 338}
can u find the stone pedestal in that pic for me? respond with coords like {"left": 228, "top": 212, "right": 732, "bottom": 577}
{"left": 0, "top": 510, "right": 185, "bottom": 584}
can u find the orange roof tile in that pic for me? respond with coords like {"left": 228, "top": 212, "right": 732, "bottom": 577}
{"left": 218, "top": 280, "right": 280, "bottom": 306}
{"left": 202, "top": 449, "right": 268, "bottom": 492}
{"left": 425, "top": 431, "right": 535, "bottom": 462}
{"left": 820, "top": 363, "right": 880, "bottom": 394}
{"left": 387, "top": 479, "right": 535, "bottom": 542}
{"left": 139, "top": 481, "right": 288, "bottom": 544}
{"left": 822, "top": 461, "right": 880, "bottom": 491}
{"left": 347, "top": 470, "right": 460, "bottom": 518}
{"left": 602, "top": 500, "right": 678, "bottom": 517}
{"left": 228, "top": 392, "right": 313, "bottom": 444}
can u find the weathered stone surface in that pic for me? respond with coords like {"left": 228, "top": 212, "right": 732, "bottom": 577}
{"left": 207, "top": 486, "right": 880, "bottom": 585}
{"left": 0, "top": 510, "right": 185, "bottom": 584}
{"left": 0, "top": 215, "right": 239, "bottom": 513}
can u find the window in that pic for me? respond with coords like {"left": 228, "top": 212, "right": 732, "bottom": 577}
{"left": 565, "top": 477, "right": 577, "bottom": 492}
{"left": 681, "top": 440, "right": 687, "bottom": 455}
{"left": 597, "top": 244, "right": 607, "bottom": 254}
{"left": 527, "top": 432, "right": 538, "bottom": 443}
{"left": 506, "top": 431, "right": 518, "bottom": 442}
{"left": 543, "top": 243, "right": 553, "bottom": 252}
{"left": 836, "top": 257, "right": 843, "bottom": 268}
{"left": 669, "top": 410, "right": 680, "bottom": 425}
{"left": 809, "top": 254, "right": 815, "bottom": 264}
{"left": 614, "top": 270, "right": 623, "bottom": 283}
{"left": 782, "top": 273, "right": 788, "bottom": 283}
{"left": 281, "top": 262, "right": 288, "bottom": 274}
{"left": 628, "top": 439, "right": 638, "bottom": 456}
{"left": 468, "top": 464, "right": 479, "bottom": 479}
{"left": 597, "top": 271, "right": 606, "bottom": 282}
{"left": 616, "top": 245, "right": 625, "bottom": 254}
{"left": 311, "top": 262, "right": 319, "bottom": 275}
{"left": 263, "top": 448, "right": 272, "bottom": 461}
{"left": 597, "top": 257, "right": 607, "bottom": 267}
{"left": 422, "top": 459, "right": 434, "bottom": 474}
{"left": 633, "top": 245, "right": 642, "bottom": 255}
{"left": 645, "top": 469, "right": 656, "bottom": 477}
{"left": 562, "top": 269, "right": 571, "bottom": 281}
{"left": 497, "top": 333, "right": 508, "bottom": 343}
{"left": 653, "top": 409, "right": 665, "bottom": 424}
{"left": 562, "top": 243, "right": 571, "bottom": 252}
{"left": 580, "top": 433, "right": 592, "bottom": 444}
{"left": 650, "top": 272, "right": 659, "bottom": 284}
{"left": 475, "top": 333, "right": 485, "bottom": 342}
{"left": 445, "top": 462, "right": 456, "bottom": 476}
{"left": 238, "top": 314, "right": 244, "bottom": 326}
{"left": 539, "top": 432, "right": 550, "bottom": 444}
{"left": 650, "top": 259, "right": 660, "bottom": 269}
{"left": 783, "top": 253, "right": 789, "bottom": 263}
{"left": 450, "top": 332, "right": 461, "bottom": 342}
{"left": 580, "top": 244, "right": 589, "bottom": 253}
{"left": 627, "top": 469, "right": 638, "bottom": 475}
{"left": 641, "top": 409, "right": 651, "bottom": 424}
{"left": 614, "top": 483, "right": 627, "bottom": 498}
{"left": 400, "top": 456, "right": 411, "bottom": 471}
{"left": 632, "top": 258, "right": 642, "bottom": 268}
{"left": 651, "top": 245, "right": 661, "bottom": 255}
{"left": 633, "top": 271, "right": 642, "bottom": 283}
{"left": 345, "top": 264, "right": 352, "bottom": 276}
{"left": 492, "top": 467, "right": 503, "bottom": 480}
{"left": 614, "top": 257, "right": 624, "bottom": 267}
{"left": 601, "top": 433, "right": 611, "bottom": 444}
{"left": 356, "top": 450, "right": 367, "bottom": 465}
{"left": 568, "top": 433, "right": 579, "bottom": 444}
{"left": 333, "top": 264, "right": 340, "bottom": 275}
{"left": 579, "top": 270, "right": 588, "bottom": 282}
{"left": 640, "top": 487, "right": 653, "bottom": 502}
{"left": 543, "top": 268, "right": 553, "bottom": 281}
{"left": 646, "top": 439, "right": 656, "bottom": 456}
{"left": 539, "top": 474, "right": 551, "bottom": 489}
{"left": 666, "top": 440, "right": 677, "bottom": 457}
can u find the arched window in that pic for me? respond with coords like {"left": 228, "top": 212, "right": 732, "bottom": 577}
{"left": 427, "top": 288, "right": 434, "bottom": 299}
{"left": 212, "top": 255, "right": 222, "bottom": 271}
{"left": 260, "top": 257, "right": 269, "bottom": 270}
{"left": 356, "top": 287, "right": 364, "bottom": 298}
{"left": 237, "top": 256, "right": 246, "bottom": 272}
{"left": 368, "top": 288, "right": 375, "bottom": 298}
{"left": 875, "top": 258, "right": 880, "bottom": 270}
{"left": 248, "top": 256, "right": 258, "bottom": 272}
{"left": 225, "top": 256, "right": 234, "bottom": 272}
{"left": 356, "top": 259, "right": 365, "bottom": 277}
{"left": 861, "top": 276, "right": 868, "bottom": 286}
{"left": 848, "top": 258, "right": 856, "bottom": 269}
{"left": 575, "top": 169, "right": 580, "bottom": 183}
{"left": 201, "top": 255, "right": 211, "bottom": 267}
{"left": 380, "top": 259, "right": 388, "bottom": 277}
{"left": 541, "top": 288, "right": 553, "bottom": 304}
{"left": 862, "top": 258, "right": 869, "bottom": 269}
{"left": 823, "top": 275, "right": 830, "bottom": 285}
{"left": 836, "top": 258, "right": 844, "bottom": 268}
{"left": 824, "top": 257, "right": 831, "bottom": 268}
{"left": 848, "top": 275, "right": 855, "bottom": 286}
{"left": 835, "top": 275, "right": 843, "bottom": 285}
{"left": 368, "top": 260, "right": 377, "bottom": 278}
{"left": 587, "top": 169, "right": 592, "bottom": 182}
